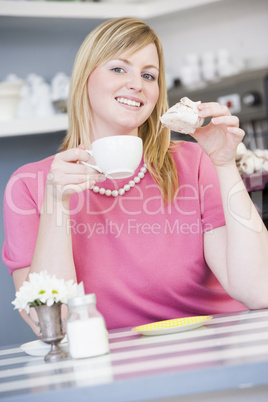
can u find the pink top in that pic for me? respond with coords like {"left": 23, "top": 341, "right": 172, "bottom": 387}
{"left": 2, "top": 142, "right": 247, "bottom": 329}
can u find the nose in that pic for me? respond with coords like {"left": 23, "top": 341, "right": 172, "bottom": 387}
{"left": 126, "top": 72, "right": 142, "bottom": 91}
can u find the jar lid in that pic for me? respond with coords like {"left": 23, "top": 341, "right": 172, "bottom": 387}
{"left": 68, "top": 293, "right": 96, "bottom": 307}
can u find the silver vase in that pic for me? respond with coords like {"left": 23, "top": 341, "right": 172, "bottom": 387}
{"left": 33, "top": 303, "right": 68, "bottom": 362}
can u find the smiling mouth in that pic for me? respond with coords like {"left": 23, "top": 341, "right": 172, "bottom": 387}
{"left": 115, "top": 97, "right": 142, "bottom": 108}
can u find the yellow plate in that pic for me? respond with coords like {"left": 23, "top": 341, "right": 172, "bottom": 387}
{"left": 132, "top": 316, "right": 212, "bottom": 336}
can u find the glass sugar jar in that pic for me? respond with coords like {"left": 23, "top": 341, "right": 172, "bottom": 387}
{"left": 67, "top": 293, "right": 110, "bottom": 359}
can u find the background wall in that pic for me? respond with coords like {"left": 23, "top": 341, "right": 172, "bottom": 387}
{"left": 0, "top": 132, "right": 66, "bottom": 346}
{"left": 1, "top": 0, "right": 268, "bottom": 347}
{"left": 150, "top": 0, "right": 268, "bottom": 80}
{"left": 1, "top": 0, "right": 268, "bottom": 83}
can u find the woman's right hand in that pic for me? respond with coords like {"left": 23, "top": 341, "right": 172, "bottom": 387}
{"left": 45, "top": 145, "right": 106, "bottom": 204}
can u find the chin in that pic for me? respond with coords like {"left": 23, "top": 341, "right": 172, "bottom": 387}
{"left": 119, "top": 116, "right": 148, "bottom": 129}
{"left": 115, "top": 122, "right": 142, "bottom": 133}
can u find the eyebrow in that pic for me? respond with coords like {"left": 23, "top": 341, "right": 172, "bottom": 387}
{"left": 111, "top": 57, "right": 159, "bottom": 71}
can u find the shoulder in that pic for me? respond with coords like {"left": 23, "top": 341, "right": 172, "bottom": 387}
{"left": 5, "top": 156, "right": 55, "bottom": 199}
{"left": 11, "top": 155, "right": 55, "bottom": 177}
{"left": 170, "top": 140, "right": 218, "bottom": 187}
{"left": 171, "top": 140, "right": 203, "bottom": 156}
{"left": 170, "top": 140, "right": 206, "bottom": 168}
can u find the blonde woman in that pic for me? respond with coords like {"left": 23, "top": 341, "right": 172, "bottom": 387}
{"left": 3, "top": 17, "right": 268, "bottom": 335}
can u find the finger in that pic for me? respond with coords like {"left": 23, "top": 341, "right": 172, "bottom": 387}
{"left": 227, "top": 126, "right": 245, "bottom": 139}
{"left": 54, "top": 159, "right": 88, "bottom": 174}
{"left": 211, "top": 115, "right": 240, "bottom": 127}
{"left": 63, "top": 175, "right": 106, "bottom": 195}
{"left": 55, "top": 148, "right": 91, "bottom": 164}
{"left": 68, "top": 174, "right": 106, "bottom": 185}
{"left": 78, "top": 144, "right": 86, "bottom": 150}
{"left": 79, "top": 162, "right": 107, "bottom": 176}
{"left": 48, "top": 171, "right": 106, "bottom": 186}
{"left": 198, "top": 102, "right": 231, "bottom": 118}
{"left": 63, "top": 181, "right": 96, "bottom": 196}
{"left": 55, "top": 159, "right": 103, "bottom": 176}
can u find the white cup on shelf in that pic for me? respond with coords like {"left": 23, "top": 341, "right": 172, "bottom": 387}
{"left": 0, "top": 81, "right": 24, "bottom": 121}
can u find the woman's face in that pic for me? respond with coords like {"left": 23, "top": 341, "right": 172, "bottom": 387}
{"left": 87, "top": 43, "right": 160, "bottom": 139}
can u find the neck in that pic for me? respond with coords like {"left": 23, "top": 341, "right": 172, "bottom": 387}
{"left": 90, "top": 124, "right": 138, "bottom": 142}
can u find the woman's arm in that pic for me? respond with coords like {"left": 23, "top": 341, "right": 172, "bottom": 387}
{"left": 12, "top": 146, "right": 105, "bottom": 285}
{"left": 13, "top": 267, "right": 40, "bottom": 336}
{"left": 192, "top": 103, "right": 268, "bottom": 308}
{"left": 11, "top": 146, "right": 105, "bottom": 332}
{"left": 26, "top": 146, "right": 105, "bottom": 281}
{"left": 204, "top": 186, "right": 268, "bottom": 309}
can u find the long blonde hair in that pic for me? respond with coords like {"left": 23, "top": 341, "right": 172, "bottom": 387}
{"left": 62, "top": 17, "right": 178, "bottom": 202}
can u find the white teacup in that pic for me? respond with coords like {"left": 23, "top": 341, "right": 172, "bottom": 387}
{"left": 82, "top": 135, "right": 143, "bottom": 179}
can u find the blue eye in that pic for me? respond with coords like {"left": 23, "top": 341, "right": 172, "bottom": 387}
{"left": 142, "top": 73, "right": 155, "bottom": 81}
{"left": 112, "top": 67, "right": 125, "bottom": 73}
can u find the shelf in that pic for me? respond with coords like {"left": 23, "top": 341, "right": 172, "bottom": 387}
{"left": 0, "top": 0, "right": 225, "bottom": 137}
{"left": 0, "top": 114, "right": 68, "bottom": 137}
{"left": 0, "top": 0, "right": 223, "bottom": 20}
{"left": 242, "top": 171, "right": 268, "bottom": 192}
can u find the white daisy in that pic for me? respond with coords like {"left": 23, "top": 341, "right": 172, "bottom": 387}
{"left": 12, "top": 270, "right": 78, "bottom": 313}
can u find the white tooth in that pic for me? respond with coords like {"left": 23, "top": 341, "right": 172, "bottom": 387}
{"left": 117, "top": 97, "right": 140, "bottom": 107}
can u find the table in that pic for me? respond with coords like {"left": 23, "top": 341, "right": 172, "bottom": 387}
{"left": 1, "top": 309, "right": 268, "bottom": 402}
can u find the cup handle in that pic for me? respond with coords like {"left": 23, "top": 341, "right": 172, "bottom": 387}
{"left": 82, "top": 150, "right": 104, "bottom": 174}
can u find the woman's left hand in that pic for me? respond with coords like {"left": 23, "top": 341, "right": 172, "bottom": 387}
{"left": 190, "top": 102, "right": 245, "bottom": 167}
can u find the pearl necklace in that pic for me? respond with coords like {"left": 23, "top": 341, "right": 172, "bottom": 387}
{"left": 91, "top": 164, "right": 147, "bottom": 197}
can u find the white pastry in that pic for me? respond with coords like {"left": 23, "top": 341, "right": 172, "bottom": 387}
{"left": 160, "top": 97, "right": 204, "bottom": 134}
{"left": 236, "top": 155, "right": 255, "bottom": 175}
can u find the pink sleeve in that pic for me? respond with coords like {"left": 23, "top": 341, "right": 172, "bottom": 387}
{"left": 2, "top": 161, "right": 50, "bottom": 275}
{"left": 198, "top": 150, "right": 226, "bottom": 232}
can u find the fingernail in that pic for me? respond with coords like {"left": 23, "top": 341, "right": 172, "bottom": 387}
{"left": 227, "top": 126, "right": 237, "bottom": 133}
{"left": 198, "top": 110, "right": 206, "bottom": 117}
{"left": 97, "top": 175, "right": 106, "bottom": 182}
{"left": 89, "top": 180, "right": 96, "bottom": 189}
{"left": 212, "top": 117, "right": 220, "bottom": 123}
